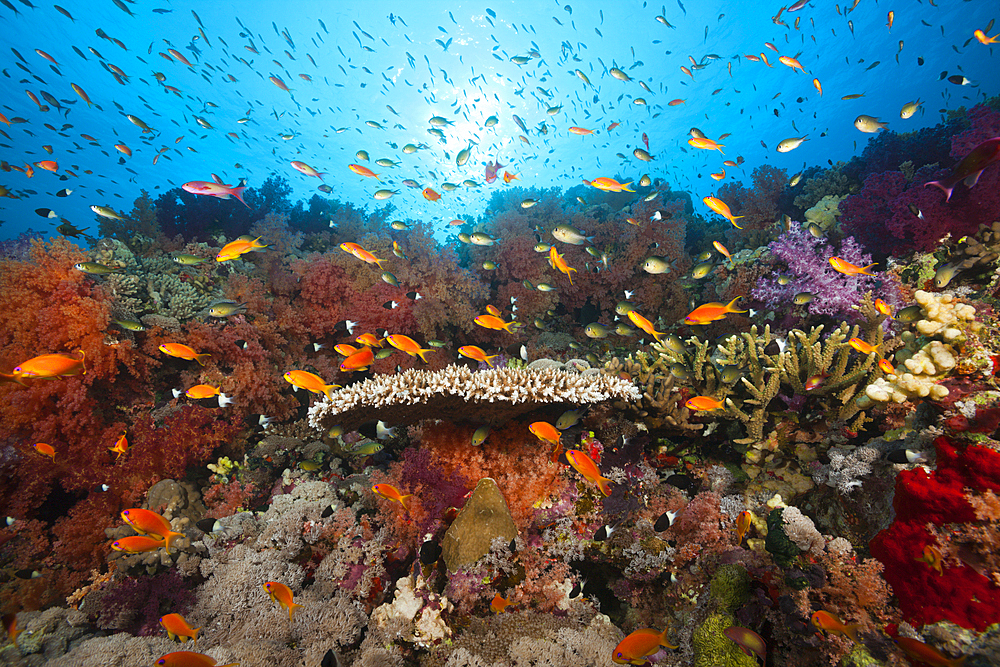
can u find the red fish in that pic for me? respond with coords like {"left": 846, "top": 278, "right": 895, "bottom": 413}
{"left": 13, "top": 351, "right": 86, "bottom": 382}
{"left": 263, "top": 581, "right": 302, "bottom": 620}
{"left": 925, "top": 137, "right": 1000, "bottom": 201}
{"left": 565, "top": 449, "right": 612, "bottom": 496}
{"left": 612, "top": 627, "right": 677, "bottom": 664}
{"left": 895, "top": 637, "right": 966, "bottom": 667}
{"left": 155, "top": 651, "right": 239, "bottom": 667}
{"left": 122, "top": 508, "right": 185, "bottom": 551}
{"left": 181, "top": 180, "right": 248, "bottom": 207}
{"left": 340, "top": 346, "right": 374, "bottom": 372}
{"left": 642, "top": 132, "right": 649, "bottom": 151}
{"left": 485, "top": 159, "right": 505, "bottom": 183}
{"left": 685, "top": 297, "right": 747, "bottom": 325}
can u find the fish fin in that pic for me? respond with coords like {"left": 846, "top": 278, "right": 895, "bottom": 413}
{"left": 322, "top": 384, "right": 340, "bottom": 400}
{"left": 963, "top": 169, "right": 985, "bottom": 188}
{"left": 416, "top": 348, "right": 432, "bottom": 363}
{"left": 726, "top": 296, "right": 748, "bottom": 313}
{"left": 195, "top": 353, "right": 211, "bottom": 366}
{"left": 163, "top": 530, "right": 184, "bottom": 553}
{"left": 79, "top": 349, "right": 87, "bottom": 375}
{"left": 597, "top": 477, "right": 613, "bottom": 497}
{"left": 658, "top": 627, "right": 679, "bottom": 649}
{"left": 861, "top": 263, "right": 878, "bottom": 276}
{"left": 400, "top": 494, "right": 413, "bottom": 512}
{"left": 843, "top": 623, "right": 861, "bottom": 644}
{"left": 230, "top": 185, "right": 250, "bottom": 208}
{"left": 289, "top": 601, "right": 303, "bottom": 621}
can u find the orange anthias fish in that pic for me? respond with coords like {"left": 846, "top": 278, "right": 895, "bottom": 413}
{"left": 685, "top": 297, "right": 748, "bottom": 325}
{"left": 779, "top": 55, "right": 805, "bottom": 72}
{"left": 33, "top": 443, "right": 56, "bottom": 462}
{"left": 874, "top": 298, "right": 893, "bottom": 319}
{"left": 348, "top": 163, "right": 381, "bottom": 180}
{"left": 565, "top": 449, "right": 613, "bottom": 497}
{"left": 264, "top": 581, "right": 302, "bottom": 621}
{"left": 703, "top": 196, "right": 744, "bottom": 229}
{"left": 686, "top": 396, "right": 725, "bottom": 411}
{"left": 915, "top": 544, "right": 944, "bottom": 575}
{"left": 71, "top": 83, "right": 93, "bottom": 107}
{"left": 283, "top": 370, "right": 340, "bottom": 399}
{"left": 159, "top": 343, "right": 211, "bottom": 366}
{"left": 474, "top": 313, "right": 519, "bottom": 333}
{"left": 36, "top": 160, "right": 58, "bottom": 172}
{"left": 549, "top": 246, "right": 577, "bottom": 285}
{"left": 895, "top": 637, "right": 966, "bottom": 667}
{"left": 122, "top": 508, "right": 185, "bottom": 551}
{"left": 372, "top": 483, "right": 412, "bottom": 512}
{"left": 340, "top": 346, "right": 374, "bottom": 372}
{"left": 184, "top": 384, "right": 234, "bottom": 407}
{"left": 181, "top": 180, "right": 249, "bottom": 208}
{"left": 878, "top": 358, "right": 895, "bottom": 374}
{"left": 13, "top": 351, "right": 86, "bottom": 382}
{"left": 975, "top": 29, "right": 1000, "bottom": 45}
{"left": 423, "top": 187, "right": 441, "bottom": 201}
{"left": 713, "top": 240, "right": 733, "bottom": 264}
{"left": 491, "top": 593, "right": 514, "bottom": 614}
{"left": 811, "top": 610, "right": 860, "bottom": 643}
{"left": 813, "top": 78, "right": 823, "bottom": 95}
{"left": 848, "top": 337, "right": 880, "bottom": 356}
{"left": 356, "top": 333, "right": 383, "bottom": 348}
{"left": 459, "top": 345, "right": 499, "bottom": 367}
{"left": 112, "top": 535, "right": 166, "bottom": 553}
{"left": 568, "top": 127, "right": 595, "bottom": 135}
{"left": 502, "top": 171, "right": 519, "bottom": 183}
{"left": 341, "top": 243, "right": 385, "bottom": 269}
{"left": 829, "top": 257, "right": 877, "bottom": 276}
{"left": 269, "top": 75, "right": 290, "bottom": 91}
{"left": 612, "top": 627, "right": 678, "bottom": 665}
{"left": 724, "top": 626, "right": 767, "bottom": 663}
{"left": 688, "top": 137, "right": 725, "bottom": 153}
{"left": 386, "top": 334, "right": 433, "bottom": 362}
{"left": 736, "top": 510, "right": 752, "bottom": 544}
{"left": 160, "top": 613, "right": 200, "bottom": 644}
{"left": 627, "top": 310, "right": 666, "bottom": 342}
{"left": 155, "top": 651, "right": 239, "bottom": 667}
{"left": 335, "top": 343, "right": 360, "bottom": 357}
{"left": 109, "top": 432, "right": 129, "bottom": 460}
{"left": 583, "top": 176, "right": 634, "bottom": 192}
{"left": 530, "top": 421, "right": 563, "bottom": 462}
{"left": 216, "top": 236, "right": 268, "bottom": 262}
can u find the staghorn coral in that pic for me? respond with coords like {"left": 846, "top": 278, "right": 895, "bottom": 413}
{"left": 308, "top": 364, "right": 640, "bottom": 433}
{"left": 603, "top": 354, "right": 702, "bottom": 433}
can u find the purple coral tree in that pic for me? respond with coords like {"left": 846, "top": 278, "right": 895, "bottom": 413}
{"left": 751, "top": 223, "right": 901, "bottom": 327}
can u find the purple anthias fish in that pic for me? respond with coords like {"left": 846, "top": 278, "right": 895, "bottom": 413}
{"left": 925, "top": 137, "right": 1000, "bottom": 202}
{"left": 485, "top": 159, "right": 505, "bottom": 184}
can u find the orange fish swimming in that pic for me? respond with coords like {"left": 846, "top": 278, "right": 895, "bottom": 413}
{"left": 894, "top": 637, "right": 965, "bottom": 667}
{"left": 335, "top": 343, "right": 361, "bottom": 357}
{"left": 685, "top": 396, "right": 725, "bottom": 411}
{"left": 283, "top": 370, "right": 340, "bottom": 399}
{"left": 703, "top": 196, "right": 743, "bottom": 229}
{"left": 290, "top": 160, "right": 325, "bottom": 180}
{"left": 36, "top": 160, "right": 58, "bottom": 172}
{"left": 13, "top": 351, "right": 86, "bottom": 382}
{"left": 33, "top": 442, "right": 56, "bottom": 462}
{"left": 154, "top": 651, "right": 239, "bottom": 667}
{"left": 109, "top": 432, "right": 129, "bottom": 460}
{"left": 459, "top": 345, "right": 499, "bottom": 367}
{"left": 182, "top": 180, "right": 249, "bottom": 208}
{"left": 829, "top": 257, "right": 877, "bottom": 276}
{"left": 612, "top": 627, "right": 678, "bottom": 665}
{"left": 386, "top": 334, "right": 432, "bottom": 362}
{"left": 583, "top": 176, "right": 634, "bottom": 192}
{"left": 549, "top": 246, "right": 577, "bottom": 285}
{"left": 341, "top": 243, "right": 385, "bottom": 269}
{"left": 340, "top": 346, "right": 374, "bottom": 372}
{"left": 625, "top": 310, "right": 665, "bottom": 342}
{"left": 183, "top": 384, "right": 234, "bottom": 407}
{"left": 269, "top": 75, "right": 290, "bottom": 91}
{"left": 688, "top": 137, "right": 725, "bottom": 153}
{"left": 565, "top": 449, "right": 612, "bottom": 497}
{"left": 111, "top": 535, "right": 166, "bottom": 553}
{"left": 422, "top": 187, "right": 440, "bottom": 201}
{"left": 568, "top": 127, "right": 595, "bottom": 135}
{"left": 915, "top": 544, "right": 944, "bottom": 575}
{"left": 474, "top": 313, "right": 519, "bottom": 333}
{"left": 502, "top": 171, "right": 519, "bottom": 183}
{"left": 216, "top": 236, "right": 268, "bottom": 262}
{"left": 491, "top": 593, "right": 514, "bottom": 614}
{"left": 848, "top": 338, "right": 880, "bottom": 356}
{"left": 355, "top": 333, "right": 383, "bottom": 348}
{"left": 160, "top": 613, "right": 200, "bottom": 644}
{"left": 372, "top": 483, "right": 412, "bottom": 512}
{"left": 779, "top": 55, "right": 805, "bottom": 72}
{"left": 122, "top": 508, "right": 185, "bottom": 551}
{"left": 264, "top": 581, "right": 302, "bottom": 621}
{"left": 975, "top": 29, "right": 1000, "bottom": 45}
{"left": 811, "top": 610, "right": 860, "bottom": 643}
{"left": 736, "top": 510, "right": 752, "bottom": 544}
{"left": 813, "top": 78, "right": 823, "bottom": 95}
{"left": 530, "top": 421, "right": 563, "bottom": 462}
{"left": 159, "top": 343, "right": 210, "bottom": 366}
{"left": 348, "top": 164, "right": 380, "bottom": 180}
{"left": 685, "top": 297, "right": 747, "bottom": 325}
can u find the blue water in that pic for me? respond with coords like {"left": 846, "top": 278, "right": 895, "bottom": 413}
{"left": 0, "top": 0, "right": 997, "bottom": 241}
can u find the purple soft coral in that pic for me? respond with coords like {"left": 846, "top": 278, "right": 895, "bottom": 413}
{"left": 751, "top": 223, "right": 901, "bottom": 327}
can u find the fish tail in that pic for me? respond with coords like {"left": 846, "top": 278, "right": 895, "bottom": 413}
{"left": 230, "top": 185, "right": 250, "bottom": 208}
{"left": 399, "top": 494, "right": 413, "bottom": 513}
{"left": 195, "top": 353, "right": 211, "bottom": 366}
{"left": 79, "top": 348, "right": 87, "bottom": 375}
{"left": 860, "top": 263, "right": 878, "bottom": 276}
{"left": 501, "top": 321, "right": 519, "bottom": 334}
{"left": 843, "top": 623, "right": 861, "bottom": 644}
{"left": 652, "top": 330, "right": 665, "bottom": 342}
{"left": 289, "top": 601, "right": 303, "bottom": 621}
{"left": 658, "top": 627, "right": 679, "bottom": 650}
{"left": 374, "top": 257, "right": 386, "bottom": 269}
{"left": 163, "top": 530, "right": 184, "bottom": 553}
{"left": 924, "top": 179, "right": 954, "bottom": 202}
{"left": 622, "top": 182, "right": 635, "bottom": 192}
{"left": 416, "top": 348, "right": 432, "bottom": 363}
{"left": 322, "top": 384, "right": 339, "bottom": 400}
{"left": 597, "top": 477, "right": 613, "bottom": 497}
{"left": 726, "top": 296, "right": 748, "bottom": 313}
{"left": 484, "top": 355, "right": 497, "bottom": 367}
